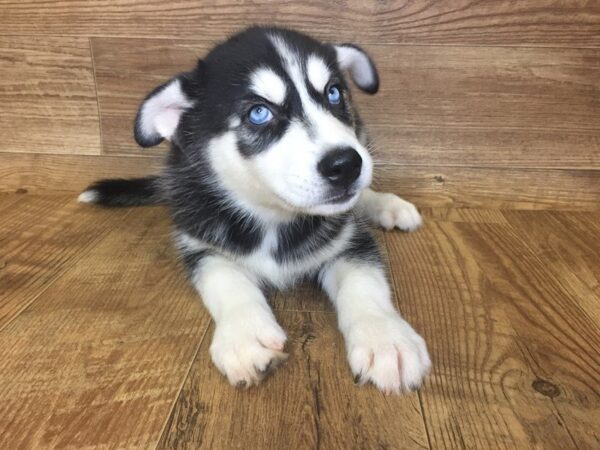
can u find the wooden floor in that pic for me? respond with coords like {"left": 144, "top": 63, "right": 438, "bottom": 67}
{"left": 0, "top": 194, "right": 598, "bottom": 449}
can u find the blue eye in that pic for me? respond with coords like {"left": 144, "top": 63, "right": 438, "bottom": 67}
{"left": 248, "top": 105, "right": 273, "bottom": 125}
{"left": 327, "top": 85, "right": 341, "bottom": 104}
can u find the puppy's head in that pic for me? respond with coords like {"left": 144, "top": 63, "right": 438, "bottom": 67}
{"left": 134, "top": 27, "right": 379, "bottom": 216}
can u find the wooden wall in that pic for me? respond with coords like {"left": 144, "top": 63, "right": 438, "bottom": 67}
{"left": 1, "top": 1, "right": 599, "bottom": 209}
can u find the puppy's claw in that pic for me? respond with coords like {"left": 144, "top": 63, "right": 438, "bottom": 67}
{"left": 407, "top": 383, "right": 421, "bottom": 392}
{"left": 257, "top": 360, "right": 273, "bottom": 375}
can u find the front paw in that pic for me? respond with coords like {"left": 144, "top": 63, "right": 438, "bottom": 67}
{"left": 374, "top": 193, "right": 422, "bottom": 232}
{"left": 345, "top": 314, "right": 431, "bottom": 394}
{"left": 209, "top": 308, "right": 288, "bottom": 387}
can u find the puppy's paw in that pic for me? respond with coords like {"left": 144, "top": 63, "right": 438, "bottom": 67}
{"left": 345, "top": 314, "right": 431, "bottom": 394}
{"left": 209, "top": 309, "right": 287, "bottom": 387}
{"left": 374, "top": 193, "right": 422, "bottom": 232}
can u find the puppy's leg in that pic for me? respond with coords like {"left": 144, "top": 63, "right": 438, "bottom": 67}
{"left": 320, "top": 255, "right": 431, "bottom": 394}
{"left": 191, "top": 255, "right": 287, "bottom": 387}
{"left": 357, "top": 188, "right": 422, "bottom": 231}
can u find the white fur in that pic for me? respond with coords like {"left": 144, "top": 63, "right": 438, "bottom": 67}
{"left": 178, "top": 220, "right": 356, "bottom": 290}
{"left": 357, "top": 189, "right": 422, "bottom": 231}
{"left": 207, "top": 132, "right": 296, "bottom": 221}
{"left": 307, "top": 54, "right": 331, "bottom": 92}
{"left": 335, "top": 45, "right": 377, "bottom": 90}
{"left": 250, "top": 67, "right": 287, "bottom": 105}
{"left": 192, "top": 256, "right": 288, "bottom": 386}
{"left": 320, "top": 260, "right": 431, "bottom": 393}
{"left": 251, "top": 121, "right": 365, "bottom": 215}
{"left": 77, "top": 190, "right": 97, "bottom": 203}
{"left": 138, "top": 79, "right": 193, "bottom": 141}
{"left": 207, "top": 119, "right": 367, "bottom": 218}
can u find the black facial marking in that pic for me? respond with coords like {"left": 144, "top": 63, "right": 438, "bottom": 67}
{"left": 236, "top": 95, "right": 292, "bottom": 157}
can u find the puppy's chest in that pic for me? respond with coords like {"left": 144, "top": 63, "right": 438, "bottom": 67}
{"left": 237, "top": 221, "right": 353, "bottom": 289}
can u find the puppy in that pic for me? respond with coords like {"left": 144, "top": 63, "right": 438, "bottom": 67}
{"left": 80, "top": 26, "right": 431, "bottom": 393}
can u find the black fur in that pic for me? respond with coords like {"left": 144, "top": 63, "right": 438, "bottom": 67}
{"left": 274, "top": 214, "right": 349, "bottom": 264}
{"left": 341, "top": 224, "right": 382, "bottom": 264}
{"left": 83, "top": 177, "right": 161, "bottom": 207}
{"left": 163, "top": 146, "right": 265, "bottom": 255}
{"left": 181, "top": 249, "right": 214, "bottom": 274}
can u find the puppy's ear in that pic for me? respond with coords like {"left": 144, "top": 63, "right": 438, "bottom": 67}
{"left": 134, "top": 77, "right": 194, "bottom": 147}
{"left": 333, "top": 44, "right": 379, "bottom": 94}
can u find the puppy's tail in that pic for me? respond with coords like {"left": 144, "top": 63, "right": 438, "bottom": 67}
{"left": 78, "top": 176, "right": 163, "bottom": 207}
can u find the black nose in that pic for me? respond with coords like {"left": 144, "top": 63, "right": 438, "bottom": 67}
{"left": 317, "top": 147, "right": 362, "bottom": 188}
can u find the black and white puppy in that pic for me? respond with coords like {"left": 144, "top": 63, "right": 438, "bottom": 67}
{"left": 80, "top": 27, "right": 431, "bottom": 393}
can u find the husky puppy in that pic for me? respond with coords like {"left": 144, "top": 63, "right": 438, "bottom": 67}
{"left": 80, "top": 26, "right": 431, "bottom": 393}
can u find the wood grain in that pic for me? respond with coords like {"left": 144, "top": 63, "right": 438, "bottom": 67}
{"left": 0, "top": 195, "right": 122, "bottom": 330}
{"left": 364, "top": 45, "right": 600, "bottom": 132}
{"left": 446, "top": 220, "right": 600, "bottom": 448}
{"left": 91, "top": 37, "right": 210, "bottom": 157}
{"left": 0, "top": 206, "right": 209, "bottom": 449}
{"left": 374, "top": 165, "right": 600, "bottom": 211}
{"left": 370, "top": 126, "right": 600, "bottom": 170}
{"left": 0, "top": 152, "right": 162, "bottom": 194}
{"left": 92, "top": 38, "right": 600, "bottom": 171}
{"left": 158, "top": 310, "right": 429, "bottom": 450}
{"left": 385, "top": 224, "right": 580, "bottom": 449}
{"left": 0, "top": 1, "right": 599, "bottom": 46}
{"left": 502, "top": 210, "right": 600, "bottom": 325}
{"left": 420, "top": 207, "right": 509, "bottom": 224}
{"left": 0, "top": 36, "right": 101, "bottom": 155}
{"left": 0, "top": 196, "right": 598, "bottom": 449}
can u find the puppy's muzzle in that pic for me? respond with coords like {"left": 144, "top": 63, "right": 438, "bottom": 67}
{"left": 318, "top": 147, "right": 363, "bottom": 190}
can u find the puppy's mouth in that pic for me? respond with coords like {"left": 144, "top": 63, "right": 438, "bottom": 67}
{"left": 322, "top": 190, "right": 359, "bottom": 205}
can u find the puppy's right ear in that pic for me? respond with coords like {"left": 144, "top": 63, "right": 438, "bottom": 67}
{"left": 134, "top": 77, "right": 194, "bottom": 148}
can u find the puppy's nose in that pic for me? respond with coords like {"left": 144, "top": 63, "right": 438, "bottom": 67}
{"left": 317, "top": 147, "right": 362, "bottom": 188}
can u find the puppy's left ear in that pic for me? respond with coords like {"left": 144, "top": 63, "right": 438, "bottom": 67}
{"left": 333, "top": 44, "right": 379, "bottom": 94}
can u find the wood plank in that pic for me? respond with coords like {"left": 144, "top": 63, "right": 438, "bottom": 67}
{"left": 502, "top": 210, "right": 600, "bottom": 325}
{"left": 441, "top": 221, "right": 600, "bottom": 448}
{"left": 92, "top": 38, "right": 600, "bottom": 170}
{"left": 375, "top": 165, "right": 600, "bottom": 211}
{"left": 0, "top": 191, "right": 25, "bottom": 216}
{"left": 158, "top": 309, "right": 429, "bottom": 450}
{"left": 0, "top": 195, "right": 125, "bottom": 330}
{"left": 0, "top": 36, "right": 100, "bottom": 155}
{"left": 0, "top": 206, "right": 209, "bottom": 449}
{"left": 370, "top": 126, "right": 600, "bottom": 170}
{"left": 385, "top": 224, "right": 580, "bottom": 449}
{"left": 0, "top": 152, "right": 162, "bottom": 193}
{"left": 420, "top": 207, "right": 509, "bottom": 224}
{"left": 363, "top": 46, "right": 600, "bottom": 133}
{"left": 0, "top": 1, "right": 599, "bottom": 46}
{"left": 91, "top": 37, "right": 211, "bottom": 157}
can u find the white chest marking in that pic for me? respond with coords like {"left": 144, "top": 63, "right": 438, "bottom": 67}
{"left": 176, "top": 222, "right": 355, "bottom": 289}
